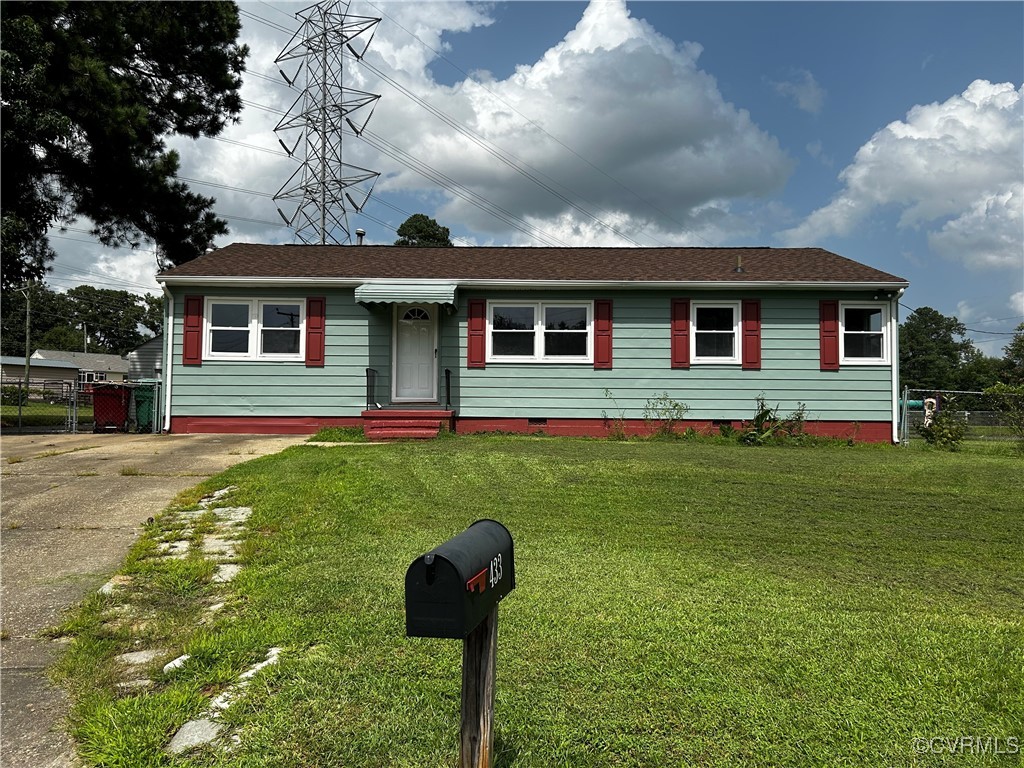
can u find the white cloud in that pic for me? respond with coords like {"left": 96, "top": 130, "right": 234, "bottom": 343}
{"left": 49, "top": 0, "right": 795, "bottom": 285}
{"left": 778, "top": 80, "right": 1024, "bottom": 273}
{"left": 359, "top": 0, "right": 792, "bottom": 243}
{"left": 1011, "top": 291, "right": 1024, "bottom": 315}
{"left": 927, "top": 187, "right": 1023, "bottom": 270}
{"left": 769, "top": 69, "right": 826, "bottom": 114}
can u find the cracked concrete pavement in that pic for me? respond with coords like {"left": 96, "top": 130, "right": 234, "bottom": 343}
{"left": 0, "top": 432, "right": 306, "bottom": 768}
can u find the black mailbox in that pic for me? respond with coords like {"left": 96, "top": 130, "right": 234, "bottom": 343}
{"left": 405, "top": 520, "right": 515, "bottom": 639}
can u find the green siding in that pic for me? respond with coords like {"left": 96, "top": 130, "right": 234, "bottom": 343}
{"left": 170, "top": 288, "right": 379, "bottom": 416}
{"left": 453, "top": 290, "right": 894, "bottom": 422}
{"left": 169, "top": 287, "right": 894, "bottom": 423}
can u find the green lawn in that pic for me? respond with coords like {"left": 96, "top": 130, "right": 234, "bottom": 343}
{"left": 53, "top": 438, "right": 1022, "bottom": 767}
{"left": 1, "top": 401, "right": 93, "bottom": 427}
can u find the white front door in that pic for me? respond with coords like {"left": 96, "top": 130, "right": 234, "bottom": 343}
{"left": 393, "top": 304, "right": 438, "bottom": 402}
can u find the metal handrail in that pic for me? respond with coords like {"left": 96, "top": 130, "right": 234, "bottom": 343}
{"left": 366, "top": 368, "right": 378, "bottom": 410}
{"left": 444, "top": 368, "right": 452, "bottom": 410}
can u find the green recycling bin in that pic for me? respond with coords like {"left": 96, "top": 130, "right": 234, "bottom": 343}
{"left": 134, "top": 385, "right": 156, "bottom": 432}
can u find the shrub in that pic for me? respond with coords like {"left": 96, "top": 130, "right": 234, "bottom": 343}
{"left": 1, "top": 385, "right": 27, "bottom": 406}
{"left": 914, "top": 407, "right": 966, "bottom": 451}
{"left": 982, "top": 383, "right": 1024, "bottom": 449}
{"left": 739, "top": 396, "right": 807, "bottom": 446}
{"left": 642, "top": 392, "right": 690, "bottom": 438}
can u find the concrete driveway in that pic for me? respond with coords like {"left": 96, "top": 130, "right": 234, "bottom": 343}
{"left": 0, "top": 432, "right": 307, "bottom": 768}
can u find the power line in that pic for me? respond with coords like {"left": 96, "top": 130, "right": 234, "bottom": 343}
{"left": 242, "top": 6, "right": 657, "bottom": 247}
{"left": 361, "top": 0, "right": 704, "bottom": 247}
{"left": 241, "top": 98, "right": 287, "bottom": 117}
{"left": 178, "top": 177, "right": 274, "bottom": 198}
{"left": 348, "top": 51, "right": 648, "bottom": 247}
{"left": 356, "top": 127, "right": 571, "bottom": 247}
{"left": 218, "top": 212, "right": 289, "bottom": 228}
{"left": 208, "top": 135, "right": 293, "bottom": 158}
{"left": 258, "top": 0, "right": 296, "bottom": 22}
{"left": 47, "top": 265, "right": 160, "bottom": 294}
{"left": 239, "top": 7, "right": 292, "bottom": 34}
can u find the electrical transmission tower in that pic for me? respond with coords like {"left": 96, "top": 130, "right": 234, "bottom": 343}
{"left": 274, "top": 1, "right": 381, "bottom": 245}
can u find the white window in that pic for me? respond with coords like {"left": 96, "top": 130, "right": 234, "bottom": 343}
{"left": 840, "top": 303, "right": 889, "bottom": 365}
{"left": 691, "top": 302, "right": 740, "bottom": 364}
{"left": 78, "top": 371, "right": 106, "bottom": 386}
{"left": 487, "top": 302, "right": 592, "bottom": 363}
{"left": 204, "top": 299, "right": 305, "bottom": 361}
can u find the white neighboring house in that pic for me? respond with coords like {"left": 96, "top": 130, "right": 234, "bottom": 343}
{"left": 126, "top": 335, "right": 164, "bottom": 381}
{"left": 31, "top": 350, "right": 129, "bottom": 388}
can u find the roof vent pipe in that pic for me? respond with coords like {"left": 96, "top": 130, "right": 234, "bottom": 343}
{"left": 355, "top": 228, "right": 365, "bottom": 246}
{"left": 734, "top": 254, "right": 745, "bottom": 274}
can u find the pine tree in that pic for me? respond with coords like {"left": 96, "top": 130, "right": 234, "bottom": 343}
{"left": 1, "top": 2, "right": 248, "bottom": 290}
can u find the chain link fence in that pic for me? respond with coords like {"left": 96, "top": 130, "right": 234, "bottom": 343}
{"left": 899, "top": 388, "right": 1021, "bottom": 444}
{"left": 1, "top": 379, "right": 161, "bottom": 434}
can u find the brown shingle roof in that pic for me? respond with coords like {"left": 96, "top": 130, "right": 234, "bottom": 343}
{"left": 158, "top": 244, "right": 908, "bottom": 285}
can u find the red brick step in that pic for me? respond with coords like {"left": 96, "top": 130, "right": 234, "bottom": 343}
{"left": 361, "top": 410, "right": 454, "bottom": 441}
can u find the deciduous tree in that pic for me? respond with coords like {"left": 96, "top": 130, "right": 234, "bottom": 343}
{"left": 0, "top": 283, "right": 161, "bottom": 357}
{"left": 394, "top": 214, "right": 454, "bottom": 247}
{"left": 899, "top": 307, "right": 977, "bottom": 392}
{"left": 1001, "top": 323, "right": 1024, "bottom": 385}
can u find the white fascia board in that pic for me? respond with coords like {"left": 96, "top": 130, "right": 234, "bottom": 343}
{"left": 158, "top": 276, "right": 366, "bottom": 288}
{"left": 454, "top": 279, "right": 910, "bottom": 291}
{"left": 158, "top": 276, "right": 909, "bottom": 291}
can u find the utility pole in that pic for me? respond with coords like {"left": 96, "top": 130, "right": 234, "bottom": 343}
{"left": 20, "top": 284, "right": 31, "bottom": 426}
{"left": 273, "top": 0, "right": 382, "bottom": 245}
{"left": 83, "top": 323, "right": 88, "bottom": 353}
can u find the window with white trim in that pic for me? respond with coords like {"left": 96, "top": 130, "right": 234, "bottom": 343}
{"left": 78, "top": 371, "right": 106, "bottom": 386}
{"left": 691, "top": 301, "right": 740, "bottom": 364}
{"left": 840, "top": 302, "right": 889, "bottom": 364}
{"left": 487, "top": 302, "right": 592, "bottom": 363}
{"left": 204, "top": 299, "right": 305, "bottom": 361}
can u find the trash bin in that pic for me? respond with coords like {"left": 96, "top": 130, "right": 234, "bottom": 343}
{"left": 93, "top": 383, "right": 131, "bottom": 432}
{"left": 134, "top": 384, "right": 155, "bottom": 433}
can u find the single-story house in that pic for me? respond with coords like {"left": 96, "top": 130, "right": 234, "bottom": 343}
{"left": 31, "top": 350, "right": 129, "bottom": 386}
{"left": 126, "top": 335, "right": 164, "bottom": 381}
{"left": 156, "top": 244, "right": 908, "bottom": 442}
{"left": 1, "top": 355, "right": 80, "bottom": 388}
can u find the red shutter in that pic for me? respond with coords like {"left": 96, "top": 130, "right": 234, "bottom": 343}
{"left": 741, "top": 299, "right": 761, "bottom": 370}
{"left": 819, "top": 300, "right": 840, "bottom": 371}
{"left": 671, "top": 299, "right": 690, "bottom": 369}
{"left": 305, "top": 296, "right": 326, "bottom": 367}
{"left": 183, "top": 295, "right": 203, "bottom": 366}
{"left": 467, "top": 299, "right": 486, "bottom": 368}
{"left": 594, "top": 299, "right": 613, "bottom": 369}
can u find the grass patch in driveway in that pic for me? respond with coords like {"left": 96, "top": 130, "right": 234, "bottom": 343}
{"left": 53, "top": 437, "right": 1022, "bottom": 767}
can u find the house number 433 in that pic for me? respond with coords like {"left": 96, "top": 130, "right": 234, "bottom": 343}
{"left": 488, "top": 554, "right": 504, "bottom": 588}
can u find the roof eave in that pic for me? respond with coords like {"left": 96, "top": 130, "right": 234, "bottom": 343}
{"left": 158, "top": 276, "right": 909, "bottom": 290}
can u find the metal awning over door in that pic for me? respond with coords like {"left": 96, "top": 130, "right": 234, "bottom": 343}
{"left": 355, "top": 281, "right": 457, "bottom": 307}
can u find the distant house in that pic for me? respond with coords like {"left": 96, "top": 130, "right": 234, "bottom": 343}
{"left": 0, "top": 355, "right": 80, "bottom": 388}
{"left": 157, "top": 243, "right": 909, "bottom": 442}
{"left": 126, "top": 336, "right": 164, "bottom": 381}
{"left": 31, "top": 350, "right": 129, "bottom": 387}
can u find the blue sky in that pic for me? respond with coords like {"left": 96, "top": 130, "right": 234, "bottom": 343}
{"left": 49, "top": 1, "right": 1023, "bottom": 354}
